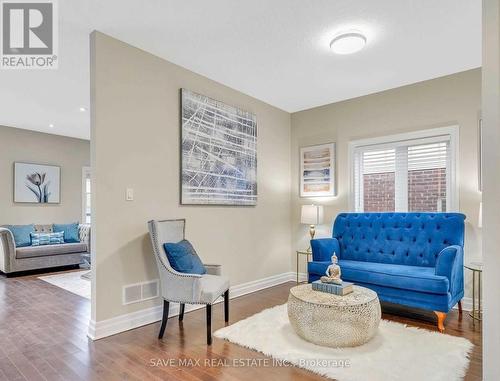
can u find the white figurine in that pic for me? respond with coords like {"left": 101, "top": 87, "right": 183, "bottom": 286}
{"left": 320, "top": 253, "right": 342, "bottom": 285}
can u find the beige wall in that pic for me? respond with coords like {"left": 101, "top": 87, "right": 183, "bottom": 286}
{"left": 91, "top": 32, "right": 291, "bottom": 322}
{"left": 291, "top": 69, "right": 482, "bottom": 299}
{"left": 92, "top": 30, "right": 482, "bottom": 324}
{"left": 482, "top": 0, "right": 500, "bottom": 378}
{"left": 0, "top": 125, "right": 90, "bottom": 225}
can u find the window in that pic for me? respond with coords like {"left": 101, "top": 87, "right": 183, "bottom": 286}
{"left": 82, "top": 167, "right": 91, "bottom": 224}
{"left": 350, "top": 127, "right": 458, "bottom": 212}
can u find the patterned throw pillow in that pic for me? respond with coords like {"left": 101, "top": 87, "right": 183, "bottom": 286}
{"left": 31, "top": 232, "right": 65, "bottom": 246}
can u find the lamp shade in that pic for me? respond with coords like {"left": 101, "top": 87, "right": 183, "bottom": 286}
{"left": 301, "top": 205, "right": 324, "bottom": 225}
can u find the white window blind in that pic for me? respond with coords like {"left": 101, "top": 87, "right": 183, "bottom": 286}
{"left": 362, "top": 149, "right": 396, "bottom": 174}
{"left": 408, "top": 142, "right": 448, "bottom": 170}
{"left": 352, "top": 133, "right": 455, "bottom": 213}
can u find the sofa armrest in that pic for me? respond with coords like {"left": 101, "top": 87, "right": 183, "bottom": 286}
{"left": 435, "top": 245, "right": 464, "bottom": 296}
{"left": 79, "top": 224, "right": 91, "bottom": 253}
{"left": 204, "top": 263, "right": 222, "bottom": 276}
{"left": 0, "top": 228, "right": 16, "bottom": 273}
{"left": 311, "top": 238, "right": 340, "bottom": 262}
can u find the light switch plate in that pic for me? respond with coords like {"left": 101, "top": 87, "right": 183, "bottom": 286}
{"left": 126, "top": 188, "right": 134, "bottom": 201}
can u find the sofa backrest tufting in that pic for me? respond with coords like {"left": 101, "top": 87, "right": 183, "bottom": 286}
{"left": 34, "top": 224, "right": 53, "bottom": 233}
{"left": 333, "top": 213, "right": 465, "bottom": 267}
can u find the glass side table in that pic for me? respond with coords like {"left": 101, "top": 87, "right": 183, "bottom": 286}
{"left": 464, "top": 261, "right": 482, "bottom": 325}
{"left": 296, "top": 250, "right": 312, "bottom": 283}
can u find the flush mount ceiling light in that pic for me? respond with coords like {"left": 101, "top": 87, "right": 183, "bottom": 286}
{"left": 79, "top": 106, "right": 87, "bottom": 112}
{"left": 49, "top": 123, "right": 54, "bottom": 128}
{"left": 330, "top": 32, "right": 367, "bottom": 55}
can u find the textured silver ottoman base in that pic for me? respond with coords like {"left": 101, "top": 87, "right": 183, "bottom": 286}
{"left": 287, "top": 284, "right": 381, "bottom": 348}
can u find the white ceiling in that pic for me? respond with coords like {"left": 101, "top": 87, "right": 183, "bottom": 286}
{"left": 0, "top": 0, "right": 482, "bottom": 140}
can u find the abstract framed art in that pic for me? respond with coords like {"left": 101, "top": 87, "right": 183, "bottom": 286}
{"left": 14, "top": 162, "right": 61, "bottom": 203}
{"left": 180, "top": 89, "right": 257, "bottom": 205}
{"left": 300, "top": 143, "right": 336, "bottom": 197}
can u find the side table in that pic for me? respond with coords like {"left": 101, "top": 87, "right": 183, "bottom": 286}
{"left": 464, "top": 261, "right": 482, "bottom": 325}
{"left": 296, "top": 250, "right": 312, "bottom": 283}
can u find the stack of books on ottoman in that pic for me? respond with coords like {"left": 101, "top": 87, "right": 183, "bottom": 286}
{"left": 312, "top": 280, "right": 353, "bottom": 296}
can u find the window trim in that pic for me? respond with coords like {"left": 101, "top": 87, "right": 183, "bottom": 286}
{"left": 348, "top": 126, "right": 460, "bottom": 212}
{"left": 82, "top": 166, "right": 91, "bottom": 224}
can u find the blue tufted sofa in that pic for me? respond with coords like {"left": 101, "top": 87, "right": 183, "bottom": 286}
{"left": 308, "top": 212, "right": 465, "bottom": 332}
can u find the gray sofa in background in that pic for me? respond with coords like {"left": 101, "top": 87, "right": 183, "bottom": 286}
{"left": 0, "top": 224, "right": 90, "bottom": 275}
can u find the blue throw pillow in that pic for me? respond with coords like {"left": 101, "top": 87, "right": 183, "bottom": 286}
{"left": 53, "top": 223, "right": 80, "bottom": 243}
{"left": 5, "top": 224, "right": 34, "bottom": 247}
{"left": 163, "top": 240, "right": 206, "bottom": 275}
{"left": 31, "top": 232, "right": 65, "bottom": 246}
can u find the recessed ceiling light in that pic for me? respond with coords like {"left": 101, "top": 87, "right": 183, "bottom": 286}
{"left": 79, "top": 106, "right": 87, "bottom": 112}
{"left": 49, "top": 123, "right": 54, "bottom": 128}
{"left": 330, "top": 32, "right": 367, "bottom": 55}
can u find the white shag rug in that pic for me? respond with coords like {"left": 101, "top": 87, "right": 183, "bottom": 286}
{"left": 38, "top": 271, "right": 90, "bottom": 299}
{"left": 214, "top": 304, "right": 473, "bottom": 381}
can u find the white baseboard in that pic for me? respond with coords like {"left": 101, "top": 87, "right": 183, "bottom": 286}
{"left": 296, "top": 272, "right": 308, "bottom": 282}
{"left": 87, "top": 272, "right": 475, "bottom": 340}
{"left": 87, "top": 304, "right": 164, "bottom": 340}
{"left": 88, "top": 271, "right": 298, "bottom": 340}
{"left": 230, "top": 271, "right": 297, "bottom": 299}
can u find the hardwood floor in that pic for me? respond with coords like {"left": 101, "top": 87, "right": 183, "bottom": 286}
{"left": 0, "top": 271, "right": 482, "bottom": 380}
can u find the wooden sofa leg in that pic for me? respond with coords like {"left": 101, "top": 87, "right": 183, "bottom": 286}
{"left": 434, "top": 311, "right": 446, "bottom": 333}
{"left": 458, "top": 300, "right": 463, "bottom": 317}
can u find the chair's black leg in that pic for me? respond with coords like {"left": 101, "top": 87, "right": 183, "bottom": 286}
{"left": 158, "top": 300, "right": 169, "bottom": 339}
{"left": 206, "top": 304, "right": 212, "bottom": 345}
{"left": 224, "top": 289, "right": 229, "bottom": 323}
{"left": 179, "top": 303, "right": 185, "bottom": 321}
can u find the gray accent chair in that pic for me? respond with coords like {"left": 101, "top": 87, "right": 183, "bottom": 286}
{"left": 148, "top": 219, "right": 230, "bottom": 345}
{"left": 0, "top": 224, "right": 90, "bottom": 275}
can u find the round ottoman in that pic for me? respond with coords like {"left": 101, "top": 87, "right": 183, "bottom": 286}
{"left": 287, "top": 284, "right": 381, "bottom": 347}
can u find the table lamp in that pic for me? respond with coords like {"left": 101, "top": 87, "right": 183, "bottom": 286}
{"left": 301, "top": 204, "right": 324, "bottom": 252}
